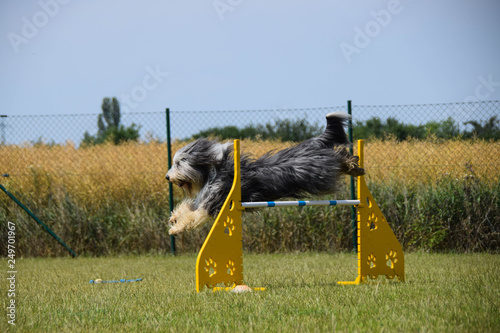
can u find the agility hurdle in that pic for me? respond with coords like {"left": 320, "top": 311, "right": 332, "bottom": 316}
{"left": 195, "top": 139, "right": 404, "bottom": 292}
{"left": 241, "top": 200, "right": 360, "bottom": 208}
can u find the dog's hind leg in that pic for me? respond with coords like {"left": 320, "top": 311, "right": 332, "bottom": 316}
{"left": 168, "top": 199, "right": 211, "bottom": 235}
{"left": 341, "top": 153, "right": 366, "bottom": 177}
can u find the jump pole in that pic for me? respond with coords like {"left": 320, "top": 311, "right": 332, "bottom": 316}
{"left": 241, "top": 200, "right": 360, "bottom": 208}
{"left": 195, "top": 139, "right": 404, "bottom": 292}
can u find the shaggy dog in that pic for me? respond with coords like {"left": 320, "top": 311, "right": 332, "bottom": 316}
{"left": 166, "top": 112, "right": 364, "bottom": 235}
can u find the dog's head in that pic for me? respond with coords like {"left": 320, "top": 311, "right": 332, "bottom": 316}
{"left": 165, "top": 139, "right": 232, "bottom": 196}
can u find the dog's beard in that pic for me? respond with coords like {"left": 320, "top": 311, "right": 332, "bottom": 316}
{"left": 176, "top": 180, "right": 192, "bottom": 195}
{"left": 178, "top": 181, "right": 198, "bottom": 197}
{"left": 170, "top": 172, "right": 204, "bottom": 197}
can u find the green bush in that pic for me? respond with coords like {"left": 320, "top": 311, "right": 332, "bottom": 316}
{"left": 369, "top": 177, "right": 499, "bottom": 251}
{"left": 353, "top": 116, "right": 499, "bottom": 141}
{"left": 192, "top": 118, "right": 323, "bottom": 142}
{"left": 191, "top": 116, "right": 499, "bottom": 142}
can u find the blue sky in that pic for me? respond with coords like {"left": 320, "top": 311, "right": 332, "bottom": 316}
{"left": 1, "top": 0, "right": 499, "bottom": 119}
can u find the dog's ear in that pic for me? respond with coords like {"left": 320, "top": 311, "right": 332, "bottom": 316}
{"left": 210, "top": 141, "right": 233, "bottom": 164}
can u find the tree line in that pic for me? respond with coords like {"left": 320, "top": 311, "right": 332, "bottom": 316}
{"left": 81, "top": 98, "right": 499, "bottom": 145}
{"left": 353, "top": 116, "right": 499, "bottom": 141}
{"left": 190, "top": 116, "right": 499, "bottom": 142}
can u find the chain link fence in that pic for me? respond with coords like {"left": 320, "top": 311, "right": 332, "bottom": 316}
{"left": 168, "top": 101, "right": 499, "bottom": 184}
{"left": 353, "top": 101, "right": 500, "bottom": 183}
{"left": 2, "top": 100, "right": 498, "bottom": 182}
{"left": 1, "top": 111, "right": 168, "bottom": 199}
{"left": 1, "top": 100, "right": 498, "bottom": 255}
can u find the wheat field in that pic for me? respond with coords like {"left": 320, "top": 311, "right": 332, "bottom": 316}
{"left": 1, "top": 139, "right": 498, "bottom": 255}
{"left": 2, "top": 139, "right": 498, "bottom": 205}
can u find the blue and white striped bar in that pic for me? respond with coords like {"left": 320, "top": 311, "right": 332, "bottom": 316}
{"left": 241, "top": 199, "right": 360, "bottom": 208}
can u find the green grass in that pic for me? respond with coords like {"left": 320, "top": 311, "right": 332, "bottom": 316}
{"left": 2, "top": 253, "right": 499, "bottom": 332}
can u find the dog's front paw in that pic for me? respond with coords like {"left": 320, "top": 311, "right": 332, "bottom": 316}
{"left": 168, "top": 215, "right": 181, "bottom": 235}
{"left": 168, "top": 223, "right": 182, "bottom": 235}
{"left": 168, "top": 215, "right": 194, "bottom": 235}
{"left": 168, "top": 207, "right": 211, "bottom": 235}
{"left": 168, "top": 200, "right": 195, "bottom": 235}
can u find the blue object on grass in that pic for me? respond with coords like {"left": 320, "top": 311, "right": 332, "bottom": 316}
{"left": 89, "top": 278, "right": 143, "bottom": 284}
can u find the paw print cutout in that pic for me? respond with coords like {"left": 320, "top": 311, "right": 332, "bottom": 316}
{"left": 367, "top": 212, "right": 378, "bottom": 231}
{"left": 226, "top": 259, "right": 236, "bottom": 276}
{"left": 385, "top": 250, "right": 398, "bottom": 269}
{"left": 367, "top": 253, "right": 376, "bottom": 269}
{"left": 223, "top": 216, "right": 235, "bottom": 236}
{"left": 204, "top": 258, "right": 217, "bottom": 277}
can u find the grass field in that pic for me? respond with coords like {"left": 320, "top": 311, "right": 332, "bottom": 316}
{"left": 2, "top": 253, "right": 499, "bottom": 332}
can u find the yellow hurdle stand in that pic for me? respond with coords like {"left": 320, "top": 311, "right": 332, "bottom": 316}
{"left": 196, "top": 139, "right": 404, "bottom": 292}
{"left": 338, "top": 140, "right": 404, "bottom": 284}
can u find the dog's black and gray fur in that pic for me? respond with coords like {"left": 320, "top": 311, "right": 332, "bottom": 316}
{"left": 166, "top": 112, "right": 364, "bottom": 234}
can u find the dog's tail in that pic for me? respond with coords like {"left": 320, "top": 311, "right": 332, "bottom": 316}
{"left": 316, "top": 112, "right": 350, "bottom": 147}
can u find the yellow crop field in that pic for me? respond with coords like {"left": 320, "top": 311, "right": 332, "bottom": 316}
{"left": 243, "top": 139, "right": 500, "bottom": 184}
{"left": 1, "top": 139, "right": 498, "bottom": 206}
{"left": 2, "top": 138, "right": 498, "bottom": 255}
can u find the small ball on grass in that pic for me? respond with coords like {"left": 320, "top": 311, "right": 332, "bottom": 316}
{"left": 231, "top": 285, "right": 252, "bottom": 293}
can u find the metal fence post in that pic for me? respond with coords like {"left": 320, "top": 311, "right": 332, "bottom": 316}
{"left": 0, "top": 182, "right": 77, "bottom": 257}
{"left": 347, "top": 100, "right": 357, "bottom": 252}
{"left": 166, "top": 108, "right": 176, "bottom": 255}
{"left": 0, "top": 115, "right": 6, "bottom": 145}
